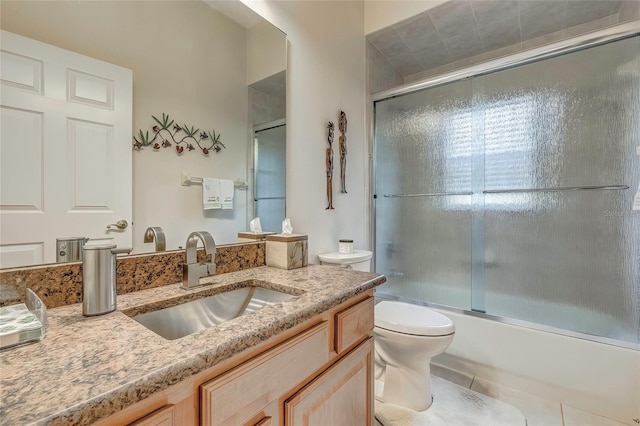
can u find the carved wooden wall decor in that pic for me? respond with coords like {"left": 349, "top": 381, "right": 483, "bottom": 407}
{"left": 326, "top": 121, "right": 335, "bottom": 210}
{"left": 338, "top": 111, "right": 347, "bottom": 193}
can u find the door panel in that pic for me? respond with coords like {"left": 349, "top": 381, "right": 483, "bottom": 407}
{"left": 0, "top": 30, "right": 132, "bottom": 267}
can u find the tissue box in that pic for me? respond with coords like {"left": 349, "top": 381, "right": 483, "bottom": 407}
{"left": 237, "top": 232, "right": 276, "bottom": 242}
{"left": 266, "top": 234, "right": 308, "bottom": 270}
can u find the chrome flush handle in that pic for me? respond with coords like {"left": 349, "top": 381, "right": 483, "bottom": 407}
{"left": 107, "top": 219, "right": 128, "bottom": 230}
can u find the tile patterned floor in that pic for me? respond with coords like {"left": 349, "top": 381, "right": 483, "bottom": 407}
{"left": 374, "top": 364, "right": 630, "bottom": 426}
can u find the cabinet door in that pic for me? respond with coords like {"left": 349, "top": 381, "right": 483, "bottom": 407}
{"left": 201, "top": 322, "right": 330, "bottom": 426}
{"left": 285, "top": 338, "right": 373, "bottom": 426}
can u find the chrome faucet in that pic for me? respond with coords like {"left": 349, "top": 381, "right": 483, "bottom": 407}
{"left": 144, "top": 226, "right": 166, "bottom": 251}
{"left": 182, "top": 231, "right": 216, "bottom": 289}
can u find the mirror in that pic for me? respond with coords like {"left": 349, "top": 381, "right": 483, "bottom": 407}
{"left": 0, "top": 0, "right": 286, "bottom": 268}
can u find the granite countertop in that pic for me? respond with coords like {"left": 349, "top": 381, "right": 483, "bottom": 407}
{"left": 0, "top": 265, "right": 385, "bottom": 425}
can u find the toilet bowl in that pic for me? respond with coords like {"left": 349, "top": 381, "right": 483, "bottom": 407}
{"left": 374, "top": 301, "right": 455, "bottom": 411}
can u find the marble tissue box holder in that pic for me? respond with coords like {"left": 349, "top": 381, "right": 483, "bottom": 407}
{"left": 266, "top": 234, "right": 308, "bottom": 270}
{"left": 237, "top": 231, "right": 276, "bottom": 242}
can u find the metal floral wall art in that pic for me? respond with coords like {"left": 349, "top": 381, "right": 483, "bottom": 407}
{"left": 132, "top": 113, "right": 225, "bottom": 155}
{"left": 326, "top": 121, "right": 335, "bottom": 210}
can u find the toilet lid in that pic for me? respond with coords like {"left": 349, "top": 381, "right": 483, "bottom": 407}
{"left": 317, "top": 250, "right": 372, "bottom": 265}
{"left": 375, "top": 301, "right": 455, "bottom": 336}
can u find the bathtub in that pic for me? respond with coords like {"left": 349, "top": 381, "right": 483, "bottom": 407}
{"left": 429, "top": 308, "right": 640, "bottom": 425}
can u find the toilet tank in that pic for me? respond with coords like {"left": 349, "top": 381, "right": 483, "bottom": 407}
{"left": 317, "top": 250, "right": 372, "bottom": 272}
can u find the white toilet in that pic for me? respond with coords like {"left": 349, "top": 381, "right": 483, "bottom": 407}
{"left": 374, "top": 301, "right": 455, "bottom": 411}
{"left": 317, "top": 251, "right": 455, "bottom": 411}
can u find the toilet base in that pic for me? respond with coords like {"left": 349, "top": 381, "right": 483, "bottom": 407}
{"left": 375, "top": 363, "right": 433, "bottom": 411}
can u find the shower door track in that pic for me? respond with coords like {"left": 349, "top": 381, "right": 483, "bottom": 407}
{"left": 369, "top": 21, "right": 640, "bottom": 350}
{"left": 375, "top": 293, "right": 640, "bottom": 351}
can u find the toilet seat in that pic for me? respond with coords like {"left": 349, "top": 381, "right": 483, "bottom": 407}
{"left": 375, "top": 301, "right": 455, "bottom": 336}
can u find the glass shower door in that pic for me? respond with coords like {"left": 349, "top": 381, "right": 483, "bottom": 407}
{"left": 477, "top": 36, "right": 640, "bottom": 342}
{"left": 374, "top": 78, "right": 475, "bottom": 310}
{"left": 373, "top": 35, "right": 640, "bottom": 344}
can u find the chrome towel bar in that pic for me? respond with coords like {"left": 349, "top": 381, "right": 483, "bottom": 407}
{"left": 380, "top": 185, "right": 628, "bottom": 198}
{"left": 382, "top": 191, "right": 474, "bottom": 198}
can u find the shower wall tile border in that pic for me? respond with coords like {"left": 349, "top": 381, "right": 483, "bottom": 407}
{"left": 401, "top": 13, "right": 632, "bottom": 86}
{"left": 619, "top": 1, "right": 640, "bottom": 23}
{"left": 0, "top": 242, "right": 266, "bottom": 309}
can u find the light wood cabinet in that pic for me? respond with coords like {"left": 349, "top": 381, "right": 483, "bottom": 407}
{"left": 285, "top": 338, "right": 374, "bottom": 426}
{"left": 100, "top": 291, "right": 374, "bottom": 426}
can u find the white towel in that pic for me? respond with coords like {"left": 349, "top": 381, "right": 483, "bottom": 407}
{"left": 220, "top": 179, "right": 234, "bottom": 210}
{"left": 203, "top": 178, "right": 221, "bottom": 210}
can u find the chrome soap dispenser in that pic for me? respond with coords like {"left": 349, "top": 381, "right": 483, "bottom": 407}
{"left": 82, "top": 243, "right": 130, "bottom": 316}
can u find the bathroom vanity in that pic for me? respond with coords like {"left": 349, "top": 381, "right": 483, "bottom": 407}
{"left": 0, "top": 265, "right": 385, "bottom": 425}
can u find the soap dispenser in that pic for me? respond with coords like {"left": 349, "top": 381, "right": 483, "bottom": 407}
{"left": 82, "top": 244, "right": 131, "bottom": 316}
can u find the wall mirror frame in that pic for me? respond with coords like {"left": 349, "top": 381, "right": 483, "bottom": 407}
{"left": 0, "top": 0, "right": 287, "bottom": 269}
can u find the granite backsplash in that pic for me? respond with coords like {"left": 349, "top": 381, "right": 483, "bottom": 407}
{"left": 0, "top": 242, "right": 265, "bottom": 308}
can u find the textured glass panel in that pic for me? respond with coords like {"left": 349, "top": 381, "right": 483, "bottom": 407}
{"left": 480, "top": 37, "right": 639, "bottom": 191}
{"left": 374, "top": 78, "right": 474, "bottom": 308}
{"left": 255, "top": 198, "right": 285, "bottom": 233}
{"left": 374, "top": 78, "right": 474, "bottom": 196}
{"left": 479, "top": 37, "right": 640, "bottom": 343}
{"left": 255, "top": 125, "right": 285, "bottom": 198}
{"left": 483, "top": 190, "right": 639, "bottom": 342}
{"left": 254, "top": 124, "right": 285, "bottom": 232}
{"left": 374, "top": 196, "right": 472, "bottom": 309}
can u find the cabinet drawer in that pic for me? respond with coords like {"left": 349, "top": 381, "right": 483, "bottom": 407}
{"left": 201, "top": 321, "right": 330, "bottom": 426}
{"left": 254, "top": 417, "right": 272, "bottom": 426}
{"left": 334, "top": 297, "right": 374, "bottom": 353}
{"left": 128, "top": 404, "right": 174, "bottom": 426}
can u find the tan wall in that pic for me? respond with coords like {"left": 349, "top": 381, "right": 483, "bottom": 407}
{"left": 247, "top": 19, "right": 286, "bottom": 85}
{"left": 242, "top": 0, "right": 368, "bottom": 261}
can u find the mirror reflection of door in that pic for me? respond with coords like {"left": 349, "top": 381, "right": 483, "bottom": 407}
{"left": 0, "top": 31, "right": 133, "bottom": 268}
{"left": 253, "top": 121, "right": 286, "bottom": 232}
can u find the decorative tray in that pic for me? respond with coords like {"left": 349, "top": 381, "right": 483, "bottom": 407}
{"left": 0, "top": 289, "right": 47, "bottom": 350}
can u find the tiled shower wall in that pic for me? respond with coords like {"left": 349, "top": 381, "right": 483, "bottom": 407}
{"left": 249, "top": 87, "right": 286, "bottom": 125}
{"left": 368, "top": 41, "right": 404, "bottom": 93}
{"left": 368, "top": 0, "right": 640, "bottom": 93}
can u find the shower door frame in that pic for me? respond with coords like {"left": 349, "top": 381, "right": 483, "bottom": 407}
{"left": 369, "top": 21, "right": 640, "bottom": 350}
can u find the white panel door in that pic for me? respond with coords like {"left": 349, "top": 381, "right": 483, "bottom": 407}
{"left": 0, "top": 30, "right": 132, "bottom": 267}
